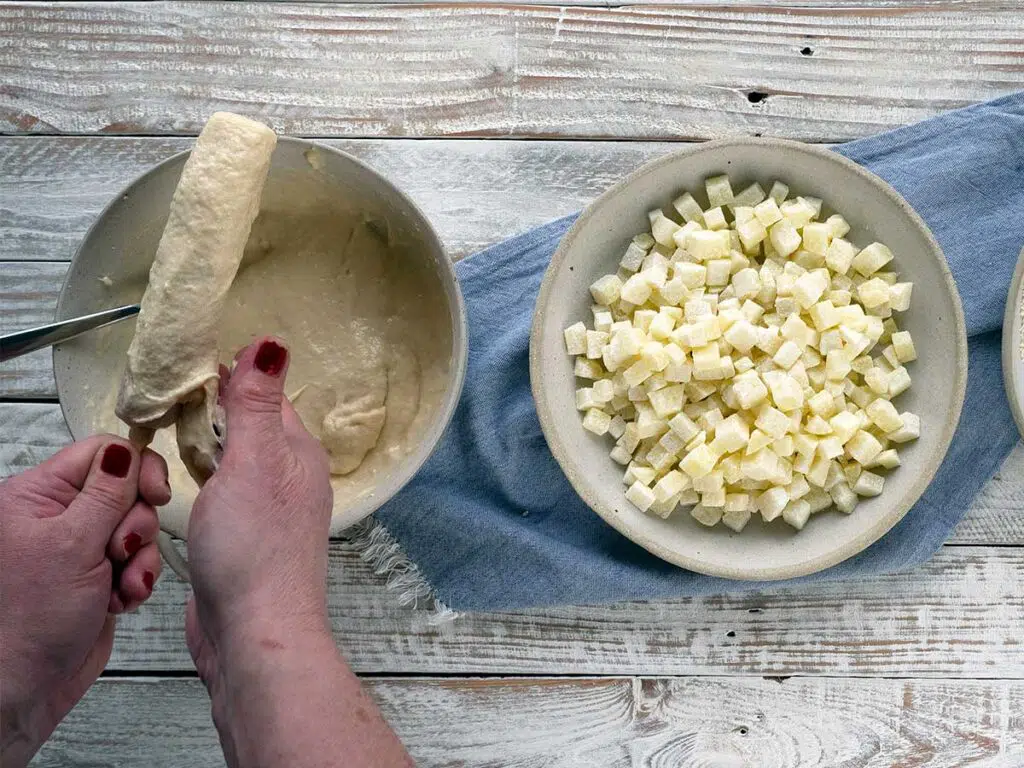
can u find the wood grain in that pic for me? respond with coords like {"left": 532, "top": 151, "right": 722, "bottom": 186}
{"left": 0, "top": 476, "right": 996, "bottom": 676}
{"left": 1, "top": 3, "right": 1021, "bottom": 140}
{"left": 32, "top": 676, "right": 1024, "bottom": 767}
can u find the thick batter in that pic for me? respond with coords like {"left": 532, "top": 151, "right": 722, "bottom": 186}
{"left": 97, "top": 161, "right": 452, "bottom": 537}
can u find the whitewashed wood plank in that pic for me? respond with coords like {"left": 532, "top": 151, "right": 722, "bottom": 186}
{"left": 1, "top": 3, "right": 1021, "bottom": 140}
{"left": 2, "top": 405, "right": 1021, "bottom": 673}
{"left": 31, "top": 676, "right": 1024, "bottom": 767}
{"left": 93, "top": 542, "right": 1024, "bottom": 675}
{"left": 0, "top": 137, "right": 677, "bottom": 263}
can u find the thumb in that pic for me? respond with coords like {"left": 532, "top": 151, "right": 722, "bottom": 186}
{"left": 63, "top": 439, "right": 141, "bottom": 554}
{"left": 223, "top": 337, "right": 291, "bottom": 453}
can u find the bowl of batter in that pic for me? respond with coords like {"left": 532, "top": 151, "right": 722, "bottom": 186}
{"left": 53, "top": 134, "right": 467, "bottom": 541}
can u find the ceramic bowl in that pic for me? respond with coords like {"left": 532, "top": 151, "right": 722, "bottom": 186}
{"left": 530, "top": 138, "right": 967, "bottom": 580}
{"left": 54, "top": 137, "right": 468, "bottom": 542}
{"left": 1003, "top": 247, "right": 1024, "bottom": 439}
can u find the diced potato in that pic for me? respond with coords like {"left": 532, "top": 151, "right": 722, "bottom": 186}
{"left": 564, "top": 322, "right": 587, "bottom": 355}
{"left": 626, "top": 480, "right": 657, "bottom": 511}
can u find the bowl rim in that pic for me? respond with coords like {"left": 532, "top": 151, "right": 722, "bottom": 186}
{"left": 54, "top": 135, "right": 469, "bottom": 539}
{"left": 1002, "top": 246, "right": 1024, "bottom": 440}
{"left": 530, "top": 136, "right": 969, "bottom": 581}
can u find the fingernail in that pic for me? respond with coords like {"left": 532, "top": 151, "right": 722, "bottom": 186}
{"left": 254, "top": 340, "right": 287, "bottom": 376}
{"left": 100, "top": 444, "right": 132, "bottom": 478}
{"left": 123, "top": 532, "right": 142, "bottom": 557}
{"left": 143, "top": 571, "right": 155, "bottom": 591}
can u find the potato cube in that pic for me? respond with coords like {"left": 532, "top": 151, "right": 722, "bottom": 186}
{"left": 623, "top": 358, "right": 655, "bottom": 387}
{"left": 620, "top": 242, "right": 648, "bottom": 273}
{"left": 590, "top": 274, "right": 623, "bottom": 305}
{"left": 648, "top": 493, "right": 680, "bottom": 518}
{"left": 582, "top": 408, "right": 612, "bottom": 435}
{"left": 852, "top": 242, "right": 894, "bottom": 276}
{"left": 710, "top": 413, "right": 750, "bottom": 454}
{"left": 745, "top": 428, "right": 774, "bottom": 456}
{"left": 735, "top": 216, "right": 768, "bottom": 251}
{"left": 586, "top": 330, "right": 609, "bottom": 360}
{"left": 755, "top": 405, "right": 791, "bottom": 438}
{"left": 564, "top": 322, "right": 587, "bottom": 355}
{"left": 865, "top": 399, "right": 903, "bottom": 433}
{"left": 620, "top": 273, "right": 653, "bottom": 305}
{"left": 825, "top": 237, "right": 858, "bottom": 275}
{"left": 690, "top": 503, "right": 723, "bottom": 527}
{"left": 672, "top": 192, "right": 705, "bottom": 224}
{"left": 592, "top": 378, "right": 614, "bottom": 403}
{"left": 574, "top": 358, "right": 604, "bottom": 380}
{"left": 650, "top": 213, "right": 681, "bottom": 247}
{"left": 840, "top": 326, "right": 871, "bottom": 358}
{"left": 806, "top": 454, "right": 831, "bottom": 487}
{"left": 679, "top": 444, "right": 719, "bottom": 479}
{"left": 858, "top": 278, "right": 890, "bottom": 309}
{"left": 757, "top": 486, "right": 790, "bottom": 522}
{"left": 691, "top": 343, "right": 721, "bottom": 372}
{"left": 888, "top": 366, "right": 912, "bottom": 397}
{"left": 830, "top": 481, "right": 858, "bottom": 514}
{"left": 772, "top": 340, "right": 802, "bottom": 370}
{"left": 706, "top": 258, "right": 733, "bottom": 286}
{"left": 852, "top": 470, "right": 885, "bottom": 497}
{"left": 763, "top": 371, "right": 804, "bottom": 411}
{"left": 846, "top": 430, "right": 884, "bottom": 465}
{"left": 889, "top": 282, "right": 913, "bottom": 312}
{"left": 830, "top": 411, "right": 860, "bottom": 444}
{"left": 610, "top": 445, "right": 633, "bottom": 465}
{"left": 705, "top": 174, "right": 734, "bottom": 208}
{"left": 887, "top": 412, "right": 920, "bottom": 443}
{"left": 793, "top": 270, "right": 830, "bottom": 309}
{"left": 783, "top": 499, "right": 812, "bottom": 530}
{"left": 649, "top": 384, "right": 686, "bottom": 418}
{"left": 703, "top": 206, "right": 728, "bottom": 230}
{"left": 769, "top": 219, "right": 802, "bottom": 258}
{"left": 724, "top": 319, "right": 759, "bottom": 355}
{"left": 653, "top": 470, "right": 688, "bottom": 502}
{"left": 619, "top": 424, "right": 641, "bottom": 453}
{"left": 891, "top": 331, "right": 917, "bottom": 362}
{"left": 807, "top": 390, "right": 836, "bottom": 418}
{"left": 626, "top": 480, "right": 657, "bottom": 512}
{"left": 825, "top": 214, "right": 851, "bottom": 238}
{"left": 781, "top": 315, "right": 817, "bottom": 348}
{"left": 693, "top": 469, "right": 724, "bottom": 494}
{"left": 825, "top": 349, "right": 853, "bottom": 381}
{"left": 701, "top": 488, "right": 727, "bottom": 509}
{"left": 780, "top": 198, "right": 816, "bottom": 228}
{"left": 756, "top": 326, "right": 783, "bottom": 355}
{"left": 674, "top": 262, "right": 708, "bottom": 289}
{"left": 668, "top": 412, "right": 701, "bottom": 442}
{"left": 688, "top": 230, "right": 732, "bottom": 262}
{"left": 870, "top": 449, "right": 901, "bottom": 470}
{"left": 802, "top": 222, "right": 832, "bottom": 256}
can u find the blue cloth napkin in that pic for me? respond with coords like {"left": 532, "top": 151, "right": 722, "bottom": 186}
{"left": 371, "top": 94, "right": 1024, "bottom": 611}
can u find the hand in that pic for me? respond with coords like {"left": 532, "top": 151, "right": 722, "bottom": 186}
{"left": 0, "top": 437, "right": 169, "bottom": 764}
{"left": 185, "top": 337, "right": 334, "bottom": 688}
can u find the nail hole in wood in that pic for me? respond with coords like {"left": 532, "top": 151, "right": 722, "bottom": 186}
{"left": 726, "top": 630, "right": 736, "bottom": 638}
{"left": 747, "top": 91, "right": 768, "bottom": 104}
{"left": 748, "top": 607, "right": 762, "bottom": 613}
{"left": 801, "top": 46, "right": 813, "bottom": 56}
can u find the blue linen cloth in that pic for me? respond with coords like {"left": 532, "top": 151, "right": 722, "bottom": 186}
{"left": 373, "top": 94, "right": 1024, "bottom": 611}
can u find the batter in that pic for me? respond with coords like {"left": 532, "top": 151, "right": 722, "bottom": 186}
{"left": 101, "top": 134, "right": 452, "bottom": 538}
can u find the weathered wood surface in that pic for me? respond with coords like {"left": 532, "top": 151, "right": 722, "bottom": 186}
{"left": 0, "top": 505, "right": 998, "bottom": 676}
{"left": 2, "top": 3, "right": 1022, "bottom": 140}
{"left": 31, "top": 676, "right": 1024, "bottom": 768}
{"left": 0, "top": 136, "right": 676, "bottom": 263}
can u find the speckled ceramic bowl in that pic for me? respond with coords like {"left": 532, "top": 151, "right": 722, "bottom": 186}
{"left": 530, "top": 138, "right": 967, "bottom": 581}
{"left": 54, "top": 137, "right": 468, "bottom": 546}
{"left": 1003, "top": 247, "right": 1024, "bottom": 439}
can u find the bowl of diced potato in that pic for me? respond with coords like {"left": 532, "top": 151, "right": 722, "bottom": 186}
{"left": 529, "top": 138, "right": 967, "bottom": 580}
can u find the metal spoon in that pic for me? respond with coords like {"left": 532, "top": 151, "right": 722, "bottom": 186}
{"left": 0, "top": 304, "right": 140, "bottom": 363}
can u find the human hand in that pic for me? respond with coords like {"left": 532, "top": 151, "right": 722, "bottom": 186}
{"left": 0, "top": 437, "right": 169, "bottom": 764}
{"left": 185, "top": 337, "right": 334, "bottom": 687}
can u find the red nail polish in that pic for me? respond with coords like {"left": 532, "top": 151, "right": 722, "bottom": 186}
{"left": 123, "top": 532, "right": 142, "bottom": 557}
{"left": 143, "top": 571, "right": 155, "bottom": 591}
{"left": 254, "top": 340, "right": 287, "bottom": 376}
{"left": 100, "top": 444, "right": 132, "bottom": 478}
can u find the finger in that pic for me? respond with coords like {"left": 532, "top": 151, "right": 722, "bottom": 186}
{"left": 138, "top": 448, "right": 171, "bottom": 508}
{"left": 19, "top": 435, "right": 117, "bottom": 509}
{"left": 111, "top": 542, "right": 160, "bottom": 613}
{"left": 106, "top": 500, "right": 160, "bottom": 562}
{"left": 222, "top": 337, "right": 291, "bottom": 453}
{"left": 63, "top": 439, "right": 140, "bottom": 553}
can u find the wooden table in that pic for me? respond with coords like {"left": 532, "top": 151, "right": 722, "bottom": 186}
{"left": 2, "top": 2, "right": 1023, "bottom": 765}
